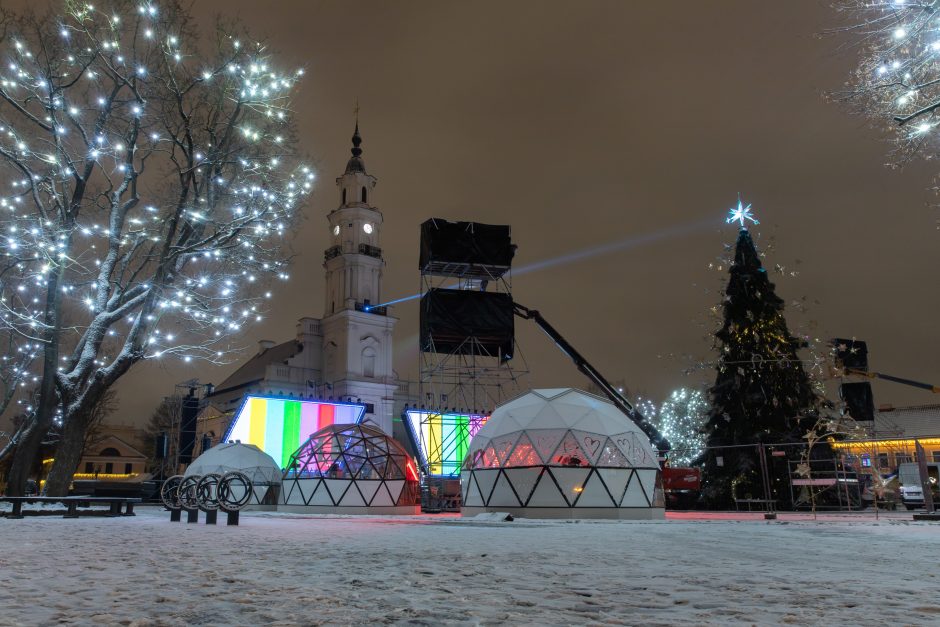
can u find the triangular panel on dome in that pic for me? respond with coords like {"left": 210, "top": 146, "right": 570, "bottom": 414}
{"left": 323, "top": 479, "right": 352, "bottom": 504}
{"left": 530, "top": 429, "right": 566, "bottom": 464}
{"left": 339, "top": 482, "right": 368, "bottom": 506}
{"left": 596, "top": 437, "right": 629, "bottom": 467}
{"left": 473, "top": 469, "right": 500, "bottom": 503}
{"left": 503, "top": 467, "right": 543, "bottom": 506}
{"left": 571, "top": 430, "right": 605, "bottom": 465}
{"left": 370, "top": 483, "right": 395, "bottom": 507}
{"left": 297, "top": 478, "right": 321, "bottom": 504}
{"left": 506, "top": 433, "right": 541, "bottom": 467}
{"left": 462, "top": 473, "right": 484, "bottom": 507}
{"left": 621, "top": 471, "right": 650, "bottom": 507}
{"left": 550, "top": 431, "right": 590, "bottom": 467}
{"left": 282, "top": 481, "right": 301, "bottom": 505}
{"left": 636, "top": 468, "right": 659, "bottom": 505}
{"left": 597, "top": 468, "right": 631, "bottom": 505}
{"left": 487, "top": 471, "right": 521, "bottom": 507}
{"left": 549, "top": 467, "right": 592, "bottom": 506}
{"left": 574, "top": 469, "right": 616, "bottom": 507}
{"left": 308, "top": 480, "right": 335, "bottom": 506}
{"left": 491, "top": 432, "right": 523, "bottom": 466}
{"left": 356, "top": 480, "right": 382, "bottom": 505}
{"left": 526, "top": 471, "right": 567, "bottom": 507}
{"left": 611, "top": 432, "right": 646, "bottom": 466}
{"left": 385, "top": 479, "right": 405, "bottom": 504}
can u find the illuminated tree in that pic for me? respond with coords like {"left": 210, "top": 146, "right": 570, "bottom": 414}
{"left": 0, "top": 1, "right": 312, "bottom": 495}
{"left": 653, "top": 387, "right": 707, "bottom": 467}
{"left": 701, "top": 202, "right": 828, "bottom": 509}
{"left": 832, "top": 1, "right": 940, "bottom": 160}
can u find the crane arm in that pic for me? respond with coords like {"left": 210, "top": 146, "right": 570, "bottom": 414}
{"left": 512, "top": 302, "right": 671, "bottom": 451}
{"left": 846, "top": 369, "right": 940, "bottom": 393}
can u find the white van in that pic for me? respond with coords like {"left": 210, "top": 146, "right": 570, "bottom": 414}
{"left": 898, "top": 462, "right": 940, "bottom": 510}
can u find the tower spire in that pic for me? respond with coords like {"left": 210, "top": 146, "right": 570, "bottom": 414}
{"left": 344, "top": 113, "right": 366, "bottom": 174}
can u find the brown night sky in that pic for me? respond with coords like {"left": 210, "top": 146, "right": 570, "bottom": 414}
{"left": 8, "top": 1, "right": 940, "bottom": 429}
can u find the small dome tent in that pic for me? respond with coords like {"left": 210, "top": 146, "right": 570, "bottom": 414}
{"left": 185, "top": 442, "right": 281, "bottom": 509}
{"left": 279, "top": 423, "right": 420, "bottom": 514}
{"left": 461, "top": 388, "right": 664, "bottom": 519}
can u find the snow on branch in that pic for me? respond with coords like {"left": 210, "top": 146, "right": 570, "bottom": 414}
{"left": 0, "top": 0, "right": 312, "bottom": 416}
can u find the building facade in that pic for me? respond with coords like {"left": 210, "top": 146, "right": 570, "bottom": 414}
{"left": 201, "top": 125, "right": 410, "bottom": 439}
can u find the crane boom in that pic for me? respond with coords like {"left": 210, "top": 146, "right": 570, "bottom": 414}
{"left": 846, "top": 369, "right": 940, "bottom": 393}
{"left": 512, "top": 302, "right": 671, "bottom": 451}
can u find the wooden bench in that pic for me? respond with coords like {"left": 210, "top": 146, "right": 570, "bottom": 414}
{"left": 734, "top": 498, "right": 776, "bottom": 512}
{"left": 1, "top": 496, "right": 141, "bottom": 519}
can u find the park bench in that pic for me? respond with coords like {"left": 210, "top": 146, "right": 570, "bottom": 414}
{"left": 1, "top": 496, "right": 141, "bottom": 519}
{"left": 733, "top": 498, "right": 776, "bottom": 512}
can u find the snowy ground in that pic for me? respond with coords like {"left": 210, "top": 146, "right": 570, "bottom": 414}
{"left": 1, "top": 507, "right": 938, "bottom": 626}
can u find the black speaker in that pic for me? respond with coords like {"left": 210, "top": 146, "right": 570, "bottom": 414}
{"left": 419, "top": 219, "right": 515, "bottom": 277}
{"left": 155, "top": 432, "right": 168, "bottom": 460}
{"left": 420, "top": 288, "right": 514, "bottom": 358}
{"left": 832, "top": 338, "right": 868, "bottom": 372}
{"left": 178, "top": 390, "right": 200, "bottom": 464}
{"left": 840, "top": 382, "right": 874, "bottom": 422}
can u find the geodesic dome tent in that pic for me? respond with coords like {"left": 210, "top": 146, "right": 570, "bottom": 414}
{"left": 279, "top": 423, "right": 420, "bottom": 513}
{"left": 184, "top": 442, "right": 281, "bottom": 508}
{"left": 461, "top": 388, "right": 664, "bottom": 519}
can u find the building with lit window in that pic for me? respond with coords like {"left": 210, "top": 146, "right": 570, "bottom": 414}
{"left": 832, "top": 404, "right": 940, "bottom": 471}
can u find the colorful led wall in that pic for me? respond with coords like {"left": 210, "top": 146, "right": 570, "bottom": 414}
{"left": 223, "top": 396, "right": 365, "bottom": 469}
{"left": 404, "top": 410, "right": 489, "bottom": 477}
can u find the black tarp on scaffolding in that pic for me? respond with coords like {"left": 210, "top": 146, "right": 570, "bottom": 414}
{"left": 419, "top": 219, "right": 515, "bottom": 278}
{"left": 420, "top": 288, "right": 514, "bottom": 358}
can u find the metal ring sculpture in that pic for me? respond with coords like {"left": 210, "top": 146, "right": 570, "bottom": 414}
{"left": 178, "top": 475, "right": 201, "bottom": 510}
{"left": 195, "top": 473, "right": 222, "bottom": 511}
{"left": 217, "top": 471, "right": 253, "bottom": 511}
{"left": 160, "top": 475, "right": 185, "bottom": 510}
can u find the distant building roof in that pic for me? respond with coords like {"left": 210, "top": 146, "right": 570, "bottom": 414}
{"left": 872, "top": 404, "right": 940, "bottom": 439}
{"left": 211, "top": 340, "right": 302, "bottom": 396}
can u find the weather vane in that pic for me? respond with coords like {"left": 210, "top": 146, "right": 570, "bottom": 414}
{"left": 726, "top": 194, "right": 759, "bottom": 228}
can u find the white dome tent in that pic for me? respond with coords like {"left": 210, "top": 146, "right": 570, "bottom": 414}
{"left": 184, "top": 442, "right": 281, "bottom": 509}
{"left": 461, "top": 388, "right": 664, "bottom": 519}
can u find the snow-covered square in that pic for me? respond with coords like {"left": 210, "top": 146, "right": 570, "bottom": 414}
{"left": 1, "top": 509, "right": 938, "bottom": 626}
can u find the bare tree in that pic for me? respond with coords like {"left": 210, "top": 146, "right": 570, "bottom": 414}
{"left": 0, "top": 1, "right": 311, "bottom": 495}
{"left": 830, "top": 1, "right": 940, "bottom": 160}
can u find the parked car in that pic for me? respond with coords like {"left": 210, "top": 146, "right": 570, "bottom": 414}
{"left": 898, "top": 462, "right": 939, "bottom": 510}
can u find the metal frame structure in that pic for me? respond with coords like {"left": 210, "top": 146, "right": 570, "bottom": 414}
{"left": 280, "top": 423, "right": 419, "bottom": 508}
{"left": 418, "top": 249, "right": 528, "bottom": 427}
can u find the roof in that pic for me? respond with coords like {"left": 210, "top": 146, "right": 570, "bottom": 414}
{"left": 85, "top": 434, "right": 147, "bottom": 460}
{"left": 211, "top": 340, "right": 302, "bottom": 396}
{"left": 184, "top": 442, "right": 282, "bottom": 485}
{"left": 474, "top": 388, "right": 649, "bottom": 439}
{"left": 872, "top": 404, "right": 940, "bottom": 438}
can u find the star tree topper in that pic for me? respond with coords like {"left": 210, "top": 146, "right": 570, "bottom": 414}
{"left": 726, "top": 194, "right": 759, "bottom": 228}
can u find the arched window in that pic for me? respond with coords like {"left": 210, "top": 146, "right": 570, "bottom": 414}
{"left": 362, "top": 347, "right": 376, "bottom": 378}
{"left": 99, "top": 447, "right": 121, "bottom": 457}
{"left": 361, "top": 186, "right": 367, "bottom": 203}
{"left": 342, "top": 188, "right": 347, "bottom": 205}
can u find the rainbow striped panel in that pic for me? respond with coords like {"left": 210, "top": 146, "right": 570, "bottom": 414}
{"left": 223, "top": 396, "right": 365, "bottom": 469}
{"left": 404, "top": 410, "right": 489, "bottom": 477}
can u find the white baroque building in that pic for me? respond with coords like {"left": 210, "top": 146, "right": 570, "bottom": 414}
{"left": 204, "top": 124, "right": 404, "bottom": 436}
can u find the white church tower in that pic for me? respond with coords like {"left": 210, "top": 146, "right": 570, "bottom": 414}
{"left": 321, "top": 124, "right": 398, "bottom": 434}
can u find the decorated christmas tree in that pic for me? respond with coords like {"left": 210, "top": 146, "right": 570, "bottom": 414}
{"left": 701, "top": 198, "right": 828, "bottom": 509}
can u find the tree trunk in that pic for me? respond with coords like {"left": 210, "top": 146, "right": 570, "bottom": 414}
{"left": 5, "top": 254, "right": 66, "bottom": 496}
{"left": 44, "top": 415, "right": 88, "bottom": 497}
